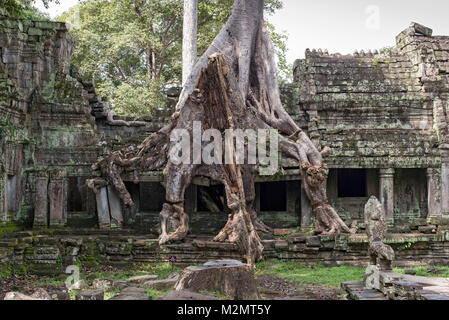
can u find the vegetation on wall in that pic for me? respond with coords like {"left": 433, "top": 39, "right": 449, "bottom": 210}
{"left": 0, "top": 0, "right": 58, "bottom": 19}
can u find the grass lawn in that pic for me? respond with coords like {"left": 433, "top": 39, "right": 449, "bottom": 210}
{"left": 255, "top": 260, "right": 365, "bottom": 288}
{"left": 394, "top": 265, "right": 449, "bottom": 278}
{"left": 256, "top": 260, "right": 449, "bottom": 289}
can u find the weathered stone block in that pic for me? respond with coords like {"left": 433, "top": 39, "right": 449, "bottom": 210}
{"left": 27, "top": 28, "right": 43, "bottom": 36}
{"left": 76, "top": 290, "right": 104, "bottom": 300}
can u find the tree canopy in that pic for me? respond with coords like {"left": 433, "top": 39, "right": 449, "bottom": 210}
{"left": 58, "top": 0, "right": 290, "bottom": 118}
{"left": 0, "top": 0, "right": 59, "bottom": 18}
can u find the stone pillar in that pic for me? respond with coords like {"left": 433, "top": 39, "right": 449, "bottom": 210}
{"left": 34, "top": 171, "right": 49, "bottom": 227}
{"left": 300, "top": 181, "right": 313, "bottom": 231}
{"left": 96, "top": 187, "right": 111, "bottom": 229}
{"left": 6, "top": 175, "right": 17, "bottom": 215}
{"left": 286, "top": 181, "right": 298, "bottom": 214}
{"left": 107, "top": 186, "right": 123, "bottom": 228}
{"left": 379, "top": 168, "right": 395, "bottom": 223}
{"left": 426, "top": 168, "right": 441, "bottom": 218}
{"left": 49, "top": 170, "right": 67, "bottom": 227}
{"left": 0, "top": 174, "right": 5, "bottom": 220}
{"left": 441, "top": 160, "right": 449, "bottom": 216}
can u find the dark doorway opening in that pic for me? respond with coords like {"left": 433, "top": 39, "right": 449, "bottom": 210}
{"left": 260, "top": 181, "right": 287, "bottom": 212}
{"left": 197, "top": 185, "right": 225, "bottom": 212}
{"left": 338, "top": 169, "right": 367, "bottom": 198}
{"left": 140, "top": 182, "right": 165, "bottom": 212}
{"left": 67, "top": 177, "right": 88, "bottom": 212}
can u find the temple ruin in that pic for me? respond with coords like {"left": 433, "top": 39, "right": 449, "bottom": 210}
{"left": 1, "top": 15, "right": 449, "bottom": 269}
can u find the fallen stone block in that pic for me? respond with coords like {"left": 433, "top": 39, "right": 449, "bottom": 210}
{"left": 76, "top": 290, "right": 104, "bottom": 301}
{"left": 68, "top": 279, "right": 89, "bottom": 291}
{"left": 158, "top": 290, "right": 218, "bottom": 300}
{"left": 109, "top": 287, "right": 150, "bottom": 300}
{"left": 4, "top": 288, "right": 51, "bottom": 301}
{"left": 92, "top": 279, "right": 114, "bottom": 291}
{"left": 127, "top": 274, "right": 159, "bottom": 284}
{"left": 144, "top": 273, "right": 179, "bottom": 291}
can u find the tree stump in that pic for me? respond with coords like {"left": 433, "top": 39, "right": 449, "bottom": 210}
{"left": 174, "top": 260, "right": 259, "bottom": 300}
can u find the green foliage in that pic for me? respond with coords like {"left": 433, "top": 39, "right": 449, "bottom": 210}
{"left": 256, "top": 260, "right": 365, "bottom": 288}
{"left": 0, "top": 0, "right": 58, "bottom": 19}
{"left": 58, "top": 0, "right": 289, "bottom": 118}
{"left": 0, "top": 119, "right": 17, "bottom": 140}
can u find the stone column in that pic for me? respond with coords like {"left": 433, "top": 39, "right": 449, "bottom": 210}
{"left": 107, "top": 186, "right": 123, "bottom": 228}
{"left": 379, "top": 168, "right": 395, "bottom": 223}
{"left": 300, "top": 181, "right": 313, "bottom": 231}
{"left": 286, "top": 181, "right": 298, "bottom": 214}
{"left": 96, "top": 187, "right": 111, "bottom": 229}
{"left": 0, "top": 174, "right": 5, "bottom": 221}
{"left": 441, "top": 160, "right": 449, "bottom": 216}
{"left": 6, "top": 175, "right": 17, "bottom": 214}
{"left": 34, "top": 171, "right": 49, "bottom": 227}
{"left": 49, "top": 170, "right": 67, "bottom": 227}
{"left": 426, "top": 168, "right": 441, "bottom": 218}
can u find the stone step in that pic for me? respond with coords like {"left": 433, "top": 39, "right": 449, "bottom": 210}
{"left": 351, "top": 290, "right": 389, "bottom": 300}
{"left": 341, "top": 281, "right": 388, "bottom": 300}
{"left": 0, "top": 239, "right": 18, "bottom": 247}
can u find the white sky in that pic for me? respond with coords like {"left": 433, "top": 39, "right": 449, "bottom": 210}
{"left": 36, "top": 0, "right": 449, "bottom": 64}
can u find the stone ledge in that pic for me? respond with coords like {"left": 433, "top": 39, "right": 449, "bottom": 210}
{"left": 1, "top": 231, "right": 449, "bottom": 274}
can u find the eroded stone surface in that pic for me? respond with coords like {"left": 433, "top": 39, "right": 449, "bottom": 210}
{"left": 175, "top": 260, "right": 259, "bottom": 300}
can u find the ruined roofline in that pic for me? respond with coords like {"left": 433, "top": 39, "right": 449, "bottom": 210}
{"left": 0, "top": 13, "right": 71, "bottom": 32}
{"left": 298, "top": 22, "right": 436, "bottom": 62}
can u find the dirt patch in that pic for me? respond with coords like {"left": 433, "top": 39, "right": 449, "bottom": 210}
{"left": 1, "top": 267, "right": 348, "bottom": 300}
{"left": 256, "top": 274, "right": 347, "bottom": 300}
{"left": 0, "top": 274, "right": 66, "bottom": 300}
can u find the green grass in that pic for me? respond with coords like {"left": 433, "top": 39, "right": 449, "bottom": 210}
{"left": 145, "top": 288, "right": 171, "bottom": 300}
{"left": 256, "top": 260, "right": 365, "bottom": 288}
{"left": 394, "top": 266, "right": 449, "bottom": 278}
{"left": 34, "top": 277, "right": 65, "bottom": 287}
{"left": 105, "top": 289, "right": 122, "bottom": 300}
{"left": 255, "top": 261, "right": 449, "bottom": 289}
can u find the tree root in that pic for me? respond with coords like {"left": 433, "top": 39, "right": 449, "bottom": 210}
{"left": 88, "top": 0, "right": 354, "bottom": 265}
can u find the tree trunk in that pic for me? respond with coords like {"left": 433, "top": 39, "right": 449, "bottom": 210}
{"left": 174, "top": 260, "right": 259, "bottom": 300}
{"left": 182, "top": 0, "right": 198, "bottom": 86}
{"left": 88, "top": 0, "right": 354, "bottom": 265}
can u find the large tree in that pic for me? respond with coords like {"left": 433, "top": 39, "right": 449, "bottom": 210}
{"left": 59, "top": 0, "right": 288, "bottom": 118}
{"left": 1, "top": 0, "right": 59, "bottom": 17}
{"left": 88, "top": 0, "right": 355, "bottom": 264}
{"left": 182, "top": 0, "right": 198, "bottom": 86}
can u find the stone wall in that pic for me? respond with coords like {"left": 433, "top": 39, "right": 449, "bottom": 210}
{"left": 292, "top": 22, "right": 449, "bottom": 224}
{"left": 2, "top": 230, "right": 449, "bottom": 275}
{"left": 0, "top": 16, "right": 100, "bottom": 229}
{"left": 2, "top": 17, "right": 449, "bottom": 235}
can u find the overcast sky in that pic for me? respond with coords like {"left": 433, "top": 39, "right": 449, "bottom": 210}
{"left": 37, "top": 0, "right": 449, "bottom": 64}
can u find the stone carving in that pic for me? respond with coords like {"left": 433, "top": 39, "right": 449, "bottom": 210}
{"left": 365, "top": 196, "right": 395, "bottom": 270}
{"left": 364, "top": 196, "right": 395, "bottom": 290}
